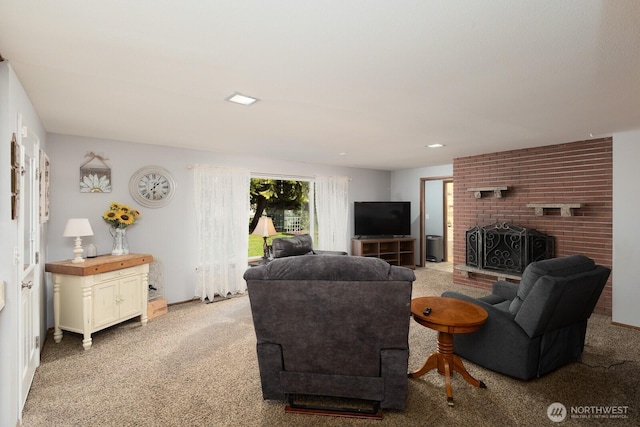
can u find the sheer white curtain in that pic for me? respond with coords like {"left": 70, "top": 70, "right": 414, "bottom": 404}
{"left": 193, "top": 166, "right": 250, "bottom": 300}
{"left": 315, "top": 176, "right": 350, "bottom": 252}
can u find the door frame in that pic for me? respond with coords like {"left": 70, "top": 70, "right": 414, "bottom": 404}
{"left": 442, "top": 179, "right": 454, "bottom": 263}
{"left": 419, "top": 176, "right": 452, "bottom": 268}
{"left": 16, "top": 115, "right": 41, "bottom": 416}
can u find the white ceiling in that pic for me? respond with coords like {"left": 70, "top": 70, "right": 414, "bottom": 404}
{"left": 1, "top": 1, "right": 639, "bottom": 171}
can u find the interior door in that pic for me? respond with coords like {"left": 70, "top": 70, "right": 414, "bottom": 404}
{"left": 17, "top": 118, "right": 41, "bottom": 412}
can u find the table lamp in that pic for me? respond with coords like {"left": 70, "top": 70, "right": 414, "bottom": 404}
{"left": 252, "top": 216, "right": 277, "bottom": 262}
{"left": 63, "top": 218, "right": 94, "bottom": 263}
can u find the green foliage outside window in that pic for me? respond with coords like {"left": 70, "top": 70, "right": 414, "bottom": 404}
{"left": 248, "top": 178, "right": 311, "bottom": 257}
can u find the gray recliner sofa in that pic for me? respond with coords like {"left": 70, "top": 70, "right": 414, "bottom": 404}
{"left": 243, "top": 255, "right": 415, "bottom": 411}
{"left": 442, "top": 255, "right": 611, "bottom": 380}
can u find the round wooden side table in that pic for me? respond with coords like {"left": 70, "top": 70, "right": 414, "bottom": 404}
{"left": 409, "top": 296, "right": 488, "bottom": 405}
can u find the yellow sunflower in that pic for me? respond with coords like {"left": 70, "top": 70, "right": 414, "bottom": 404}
{"left": 103, "top": 202, "right": 141, "bottom": 228}
{"left": 103, "top": 210, "right": 118, "bottom": 221}
{"left": 117, "top": 210, "right": 135, "bottom": 226}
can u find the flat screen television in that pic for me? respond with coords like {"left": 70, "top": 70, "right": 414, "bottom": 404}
{"left": 354, "top": 201, "right": 411, "bottom": 237}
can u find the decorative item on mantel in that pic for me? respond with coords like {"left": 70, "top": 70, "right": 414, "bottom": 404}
{"left": 102, "top": 202, "right": 141, "bottom": 255}
{"left": 80, "top": 152, "right": 112, "bottom": 193}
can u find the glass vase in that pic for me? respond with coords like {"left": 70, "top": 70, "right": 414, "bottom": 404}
{"left": 110, "top": 227, "right": 129, "bottom": 255}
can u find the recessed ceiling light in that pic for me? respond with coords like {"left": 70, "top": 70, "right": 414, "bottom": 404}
{"left": 225, "top": 92, "right": 259, "bottom": 106}
{"left": 426, "top": 143, "right": 445, "bottom": 148}
{"left": 339, "top": 152, "right": 347, "bottom": 156}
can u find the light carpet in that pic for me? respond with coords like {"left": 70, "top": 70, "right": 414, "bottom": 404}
{"left": 22, "top": 268, "right": 639, "bottom": 426}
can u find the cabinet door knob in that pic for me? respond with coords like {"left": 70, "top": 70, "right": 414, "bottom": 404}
{"left": 21, "top": 281, "right": 33, "bottom": 289}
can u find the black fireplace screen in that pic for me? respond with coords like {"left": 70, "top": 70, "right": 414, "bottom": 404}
{"left": 466, "top": 222, "right": 553, "bottom": 274}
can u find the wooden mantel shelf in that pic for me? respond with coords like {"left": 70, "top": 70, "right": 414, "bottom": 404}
{"left": 527, "top": 203, "right": 583, "bottom": 217}
{"left": 467, "top": 187, "right": 508, "bottom": 198}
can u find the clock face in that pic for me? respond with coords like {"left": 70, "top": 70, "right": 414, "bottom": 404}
{"left": 138, "top": 173, "right": 169, "bottom": 200}
{"left": 129, "top": 166, "right": 176, "bottom": 208}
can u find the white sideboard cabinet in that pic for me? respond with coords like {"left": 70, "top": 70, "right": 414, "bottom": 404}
{"left": 45, "top": 254, "right": 153, "bottom": 350}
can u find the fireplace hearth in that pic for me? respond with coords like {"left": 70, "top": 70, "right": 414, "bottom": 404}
{"left": 466, "top": 222, "right": 554, "bottom": 275}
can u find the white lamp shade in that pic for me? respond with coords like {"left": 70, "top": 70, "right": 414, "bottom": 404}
{"left": 63, "top": 218, "right": 94, "bottom": 237}
{"left": 252, "top": 216, "right": 277, "bottom": 237}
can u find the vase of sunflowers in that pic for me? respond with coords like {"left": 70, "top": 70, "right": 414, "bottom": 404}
{"left": 102, "top": 202, "right": 141, "bottom": 255}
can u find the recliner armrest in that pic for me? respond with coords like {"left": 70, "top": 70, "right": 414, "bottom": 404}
{"left": 492, "top": 280, "right": 519, "bottom": 301}
{"left": 442, "top": 291, "right": 515, "bottom": 318}
{"left": 441, "top": 291, "right": 480, "bottom": 305}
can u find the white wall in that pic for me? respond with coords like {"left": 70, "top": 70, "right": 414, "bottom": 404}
{"left": 612, "top": 130, "right": 640, "bottom": 328}
{"left": 0, "top": 62, "right": 47, "bottom": 427}
{"left": 390, "top": 164, "right": 453, "bottom": 265}
{"left": 45, "top": 134, "right": 391, "bottom": 324}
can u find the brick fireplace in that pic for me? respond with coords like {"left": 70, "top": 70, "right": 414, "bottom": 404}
{"left": 453, "top": 139, "right": 613, "bottom": 315}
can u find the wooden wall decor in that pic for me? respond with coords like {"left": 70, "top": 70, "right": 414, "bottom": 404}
{"left": 80, "top": 152, "right": 112, "bottom": 193}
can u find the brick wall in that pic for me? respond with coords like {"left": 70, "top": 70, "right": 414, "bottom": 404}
{"left": 453, "top": 138, "right": 613, "bottom": 315}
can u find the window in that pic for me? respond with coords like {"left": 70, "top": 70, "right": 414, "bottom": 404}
{"left": 248, "top": 178, "right": 314, "bottom": 258}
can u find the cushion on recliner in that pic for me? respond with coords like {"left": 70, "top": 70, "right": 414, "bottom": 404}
{"left": 508, "top": 255, "right": 595, "bottom": 314}
{"left": 271, "top": 234, "right": 314, "bottom": 258}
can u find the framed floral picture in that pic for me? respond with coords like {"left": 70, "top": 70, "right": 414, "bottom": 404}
{"left": 80, "top": 152, "right": 112, "bottom": 193}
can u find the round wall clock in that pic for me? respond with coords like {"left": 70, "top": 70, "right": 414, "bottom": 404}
{"left": 129, "top": 166, "right": 176, "bottom": 208}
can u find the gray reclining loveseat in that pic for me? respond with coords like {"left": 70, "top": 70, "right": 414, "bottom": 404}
{"left": 244, "top": 255, "right": 415, "bottom": 413}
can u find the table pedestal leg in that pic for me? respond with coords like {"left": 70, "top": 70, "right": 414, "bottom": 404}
{"left": 409, "top": 331, "right": 486, "bottom": 405}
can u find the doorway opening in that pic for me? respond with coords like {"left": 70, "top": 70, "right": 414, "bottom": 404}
{"left": 419, "top": 176, "right": 453, "bottom": 269}
{"left": 444, "top": 180, "right": 454, "bottom": 263}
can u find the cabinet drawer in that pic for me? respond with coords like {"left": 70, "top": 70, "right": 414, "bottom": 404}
{"left": 98, "top": 265, "right": 144, "bottom": 282}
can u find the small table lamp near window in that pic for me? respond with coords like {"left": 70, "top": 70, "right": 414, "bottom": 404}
{"left": 252, "top": 216, "right": 277, "bottom": 262}
{"left": 63, "top": 218, "right": 94, "bottom": 263}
